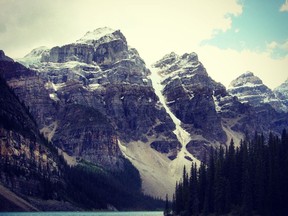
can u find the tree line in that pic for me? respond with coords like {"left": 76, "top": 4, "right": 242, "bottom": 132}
{"left": 168, "top": 129, "right": 288, "bottom": 216}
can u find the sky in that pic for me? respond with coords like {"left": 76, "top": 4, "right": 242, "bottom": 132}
{"left": 0, "top": 0, "right": 287, "bottom": 89}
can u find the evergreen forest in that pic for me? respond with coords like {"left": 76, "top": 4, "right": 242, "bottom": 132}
{"left": 168, "top": 129, "right": 288, "bottom": 216}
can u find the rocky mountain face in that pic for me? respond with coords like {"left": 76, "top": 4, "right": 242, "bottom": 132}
{"left": 153, "top": 52, "right": 226, "bottom": 141}
{"left": 0, "top": 72, "right": 62, "bottom": 201}
{"left": 228, "top": 72, "right": 288, "bottom": 112}
{"left": 4, "top": 29, "right": 147, "bottom": 171}
{"left": 227, "top": 72, "right": 288, "bottom": 135}
{"left": 1, "top": 27, "right": 288, "bottom": 200}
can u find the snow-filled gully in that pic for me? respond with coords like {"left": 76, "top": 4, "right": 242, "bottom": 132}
{"left": 149, "top": 68, "right": 200, "bottom": 170}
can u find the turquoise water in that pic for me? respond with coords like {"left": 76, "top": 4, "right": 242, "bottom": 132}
{"left": 0, "top": 212, "right": 163, "bottom": 216}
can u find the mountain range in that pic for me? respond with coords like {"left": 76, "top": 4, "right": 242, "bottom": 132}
{"left": 0, "top": 27, "right": 288, "bottom": 210}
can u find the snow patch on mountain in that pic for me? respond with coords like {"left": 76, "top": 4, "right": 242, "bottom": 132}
{"left": 213, "top": 93, "right": 222, "bottom": 113}
{"left": 49, "top": 93, "right": 59, "bottom": 101}
{"left": 75, "top": 27, "right": 116, "bottom": 45}
{"left": 17, "top": 46, "right": 49, "bottom": 67}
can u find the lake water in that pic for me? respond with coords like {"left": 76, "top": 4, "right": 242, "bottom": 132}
{"left": 0, "top": 212, "right": 163, "bottom": 216}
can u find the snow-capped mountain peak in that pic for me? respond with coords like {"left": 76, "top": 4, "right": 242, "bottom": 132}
{"left": 228, "top": 72, "right": 288, "bottom": 112}
{"left": 228, "top": 71, "right": 263, "bottom": 88}
{"left": 152, "top": 51, "right": 202, "bottom": 79}
{"left": 75, "top": 27, "right": 117, "bottom": 45}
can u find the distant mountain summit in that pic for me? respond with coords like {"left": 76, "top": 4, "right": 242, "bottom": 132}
{"left": 75, "top": 27, "right": 119, "bottom": 45}
{"left": 274, "top": 78, "right": 288, "bottom": 107}
{"left": 228, "top": 71, "right": 287, "bottom": 112}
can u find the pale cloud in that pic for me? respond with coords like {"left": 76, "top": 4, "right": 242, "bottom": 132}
{"left": 280, "top": 0, "right": 288, "bottom": 12}
{"left": 0, "top": 0, "right": 243, "bottom": 61}
{"left": 267, "top": 41, "right": 279, "bottom": 50}
{"left": 234, "top": 28, "right": 240, "bottom": 33}
{"left": 266, "top": 40, "right": 288, "bottom": 59}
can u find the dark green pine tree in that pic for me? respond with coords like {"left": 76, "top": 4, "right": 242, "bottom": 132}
{"left": 280, "top": 129, "right": 288, "bottom": 215}
{"left": 251, "top": 132, "right": 267, "bottom": 215}
{"left": 214, "top": 146, "right": 228, "bottom": 215}
{"left": 241, "top": 140, "right": 253, "bottom": 216}
{"left": 203, "top": 147, "right": 215, "bottom": 215}
{"left": 182, "top": 166, "right": 190, "bottom": 214}
{"left": 189, "top": 163, "right": 199, "bottom": 216}
{"left": 267, "top": 132, "right": 282, "bottom": 215}
{"left": 234, "top": 143, "right": 244, "bottom": 207}
{"left": 164, "top": 194, "right": 170, "bottom": 216}
{"left": 172, "top": 194, "right": 176, "bottom": 214}
{"left": 197, "top": 161, "right": 207, "bottom": 213}
{"left": 225, "top": 139, "right": 236, "bottom": 210}
{"left": 174, "top": 181, "right": 183, "bottom": 215}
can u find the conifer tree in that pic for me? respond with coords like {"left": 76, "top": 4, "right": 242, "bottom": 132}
{"left": 164, "top": 194, "right": 169, "bottom": 215}
{"left": 189, "top": 163, "right": 199, "bottom": 215}
{"left": 203, "top": 147, "right": 215, "bottom": 214}
{"left": 197, "top": 161, "right": 206, "bottom": 213}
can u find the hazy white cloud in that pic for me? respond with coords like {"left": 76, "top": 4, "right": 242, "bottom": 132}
{"left": 0, "top": 0, "right": 79, "bottom": 56}
{"left": 266, "top": 40, "right": 288, "bottom": 60}
{"left": 280, "top": 0, "right": 288, "bottom": 12}
{"left": 0, "top": 0, "right": 242, "bottom": 60}
{"left": 267, "top": 40, "right": 288, "bottom": 51}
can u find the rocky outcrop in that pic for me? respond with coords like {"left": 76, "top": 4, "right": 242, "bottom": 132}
{"left": 0, "top": 50, "right": 14, "bottom": 62}
{"left": 150, "top": 140, "right": 180, "bottom": 160}
{"left": 53, "top": 104, "right": 123, "bottom": 170}
{"left": 43, "top": 44, "right": 94, "bottom": 64}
